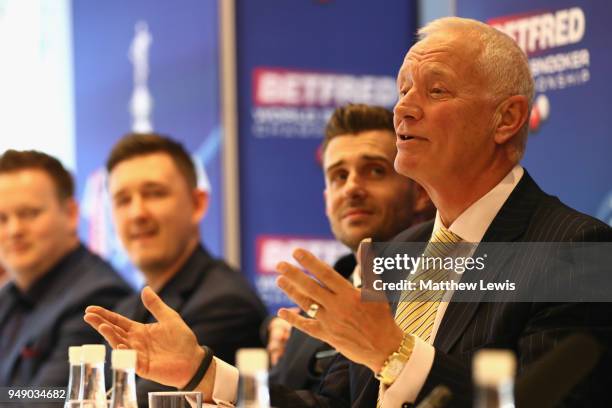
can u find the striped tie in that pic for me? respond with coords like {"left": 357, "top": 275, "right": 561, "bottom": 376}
{"left": 394, "top": 227, "right": 463, "bottom": 342}
{"left": 378, "top": 227, "right": 462, "bottom": 407}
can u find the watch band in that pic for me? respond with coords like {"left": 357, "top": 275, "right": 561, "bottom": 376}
{"left": 375, "top": 333, "right": 415, "bottom": 386}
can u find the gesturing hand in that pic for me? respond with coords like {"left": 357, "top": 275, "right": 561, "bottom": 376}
{"left": 276, "top": 248, "right": 404, "bottom": 373}
{"left": 84, "top": 286, "right": 204, "bottom": 389}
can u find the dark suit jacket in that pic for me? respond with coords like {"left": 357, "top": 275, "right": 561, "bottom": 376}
{"left": 270, "top": 171, "right": 612, "bottom": 407}
{"left": 114, "top": 244, "right": 267, "bottom": 407}
{"left": 0, "top": 244, "right": 131, "bottom": 388}
{"left": 269, "top": 254, "right": 356, "bottom": 391}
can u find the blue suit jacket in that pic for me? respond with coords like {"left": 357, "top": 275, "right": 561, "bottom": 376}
{"left": 0, "top": 244, "right": 131, "bottom": 388}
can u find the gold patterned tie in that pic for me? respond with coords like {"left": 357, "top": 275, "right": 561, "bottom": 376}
{"left": 394, "top": 227, "right": 463, "bottom": 342}
{"left": 378, "top": 227, "right": 462, "bottom": 407}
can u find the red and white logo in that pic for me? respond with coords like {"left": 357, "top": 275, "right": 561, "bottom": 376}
{"left": 529, "top": 94, "right": 550, "bottom": 132}
{"left": 256, "top": 234, "right": 349, "bottom": 275}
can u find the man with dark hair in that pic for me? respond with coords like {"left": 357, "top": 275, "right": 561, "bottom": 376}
{"left": 266, "top": 104, "right": 434, "bottom": 391}
{"left": 0, "top": 150, "right": 130, "bottom": 387}
{"left": 322, "top": 103, "right": 398, "bottom": 151}
{"left": 106, "top": 133, "right": 267, "bottom": 405}
{"left": 107, "top": 133, "right": 198, "bottom": 188}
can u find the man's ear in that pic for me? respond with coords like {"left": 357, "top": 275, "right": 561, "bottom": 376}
{"left": 63, "top": 198, "right": 79, "bottom": 232}
{"left": 192, "top": 189, "right": 209, "bottom": 223}
{"left": 494, "top": 95, "right": 530, "bottom": 145}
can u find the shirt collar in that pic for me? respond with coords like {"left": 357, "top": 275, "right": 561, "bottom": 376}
{"left": 432, "top": 165, "right": 524, "bottom": 243}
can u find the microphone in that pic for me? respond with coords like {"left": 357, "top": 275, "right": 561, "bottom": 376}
{"left": 415, "top": 385, "right": 452, "bottom": 408}
{"left": 515, "top": 333, "right": 603, "bottom": 408}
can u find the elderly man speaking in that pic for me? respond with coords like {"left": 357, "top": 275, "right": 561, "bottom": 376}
{"left": 84, "top": 17, "right": 611, "bottom": 407}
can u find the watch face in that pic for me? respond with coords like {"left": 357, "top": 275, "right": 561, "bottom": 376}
{"left": 387, "top": 358, "right": 404, "bottom": 377}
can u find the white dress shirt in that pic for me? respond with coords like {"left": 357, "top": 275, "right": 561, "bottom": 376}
{"left": 381, "top": 165, "right": 524, "bottom": 406}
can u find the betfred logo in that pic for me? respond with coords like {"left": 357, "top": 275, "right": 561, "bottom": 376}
{"left": 256, "top": 234, "right": 349, "bottom": 275}
{"left": 250, "top": 67, "right": 397, "bottom": 138}
{"left": 489, "top": 7, "right": 585, "bottom": 55}
{"left": 253, "top": 67, "right": 396, "bottom": 107}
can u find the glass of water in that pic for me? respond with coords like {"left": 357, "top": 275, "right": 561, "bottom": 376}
{"left": 64, "top": 400, "right": 109, "bottom": 408}
{"left": 148, "top": 391, "right": 202, "bottom": 408}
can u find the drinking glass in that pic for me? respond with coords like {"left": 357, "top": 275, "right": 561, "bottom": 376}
{"left": 148, "top": 391, "right": 202, "bottom": 408}
{"left": 64, "top": 400, "right": 109, "bottom": 408}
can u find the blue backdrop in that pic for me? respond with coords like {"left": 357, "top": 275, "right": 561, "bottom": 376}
{"left": 72, "top": 0, "right": 223, "bottom": 286}
{"left": 456, "top": 0, "right": 612, "bottom": 225}
{"left": 236, "top": 0, "right": 417, "bottom": 310}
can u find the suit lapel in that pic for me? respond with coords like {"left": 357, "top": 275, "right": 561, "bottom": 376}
{"left": 0, "top": 287, "right": 19, "bottom": 383}
{"left": 158, "top": 246, "right": 213, "bottom": 316}
{"left": 1, "top": 274, "right": 68, "bottom": 384}
{"left": 434, "top": 171, "right": 544, "bottom": 353}
{"left": 0, "top": 286, "right": 15, "bottom": 328}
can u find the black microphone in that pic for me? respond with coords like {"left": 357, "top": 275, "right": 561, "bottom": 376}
{"left": 515, "top": 333, "right": 603, "bottom": 408}
{"left": 415, "top": 385, "right": 452, "bottom": 408}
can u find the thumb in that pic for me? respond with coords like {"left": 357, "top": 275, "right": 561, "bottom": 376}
{"left": 141, "top": 286, "right": 177, "bottom": 322}
{"left": 357, "top": 237, "right": 372, "bottom": 266}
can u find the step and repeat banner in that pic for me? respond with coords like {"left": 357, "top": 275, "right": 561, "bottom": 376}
{"left": 456, "top": 0, "right": 612, "bottom": 226}
{"left": 72, "top": 0, "right": 223, "bottom": 287}
{"left": 10, "top": 2, "right": 608, "bottom": 311}
{"left": 235, "top": 0, "right": 417, "bottom": 310}
{"left": 1, "top": 1, "right": 416, "bottom": 307}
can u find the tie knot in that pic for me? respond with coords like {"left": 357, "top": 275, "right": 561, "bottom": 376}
{"left": 431, "top": 227, "right": 462, "bottom": 244}
{"left": 422, "top": 227, "right": 463, "bottom": 259}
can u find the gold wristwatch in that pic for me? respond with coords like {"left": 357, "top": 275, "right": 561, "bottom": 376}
{"left": 375, "top": 333, "right": 415, "bottom": 386}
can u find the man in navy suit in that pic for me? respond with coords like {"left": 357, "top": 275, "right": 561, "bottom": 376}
{"left": 106, "top": 134, "right": 267, "bottom": 406}
{"left": 0, "top": 150, "right": 130, "bottom": 387}
{"left": 84, "top": 17, "right": 611, "bottom": 407}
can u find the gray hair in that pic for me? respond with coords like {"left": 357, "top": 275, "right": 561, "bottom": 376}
{"left": 418, "top": 17, "right": 534, "bottom": 162}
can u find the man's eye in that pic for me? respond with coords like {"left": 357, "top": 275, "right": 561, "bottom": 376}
{"left": 114, "top": 196, "right": 130, "bottom": 207}
{"left": 371, "top": 167, "right": 385, "bottom": 176}
{"left": 20, "top": 208, "right": 41, "bottom": 219}
{"left": 430, "top": 87, "right": 446, "bottom": 95}
{"left": 143, "top": 189, "right": 167, "bottom": 198}
{"left": 330, "top": 172, "right": 348, "bottom": 183}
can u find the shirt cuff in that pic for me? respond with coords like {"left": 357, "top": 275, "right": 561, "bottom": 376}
{"left": 211, "top": 357, "right": 239, "bottom": 406}
{"left": 381, "top": 336, "right": 435, "bottom": 407}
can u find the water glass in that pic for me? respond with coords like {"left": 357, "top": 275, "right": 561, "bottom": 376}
{"left": 148, "top": 391, "right": 202, "bottom": 408}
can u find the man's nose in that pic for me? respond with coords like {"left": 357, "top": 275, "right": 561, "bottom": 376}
{"left": 127, "top": 195, "right": 149, "bottom": 219}
{"left": 393, "top": 90, "right": 423, "bottom": 122}
{"left": 343, "top": 173, "right": 366, "bottom": 199}
{"left": 5, "top": 216, "right": 25, "bottom": 236}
